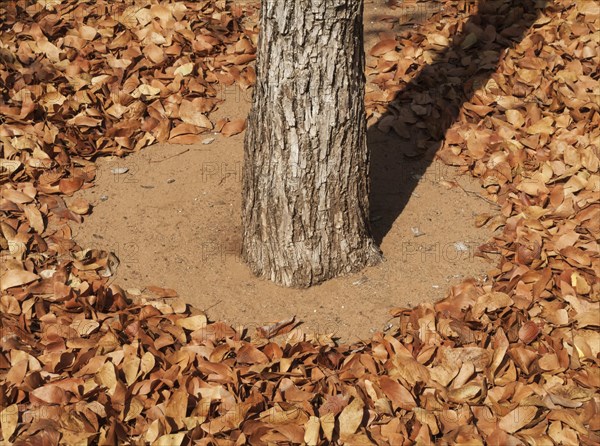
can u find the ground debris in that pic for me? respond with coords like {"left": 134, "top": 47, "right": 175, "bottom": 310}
{"left": 0, "top": 0, "right": 598, "bottom": 444}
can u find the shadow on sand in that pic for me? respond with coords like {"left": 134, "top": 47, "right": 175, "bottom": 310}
{"left": 367, "top": 0, "right": 548, "bottom": 245}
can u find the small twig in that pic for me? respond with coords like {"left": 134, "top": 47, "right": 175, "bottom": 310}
{"left": 218, "top": 172, "right": 237, "bottom": 185}
{"left": 204, "top": 299, "right": 223, "bottom": 313}
{"left": 149, "top": 148, "right": 190, "bottom": 163}
{"left": 456, "top": 183, "right": 501, "bottom": 208}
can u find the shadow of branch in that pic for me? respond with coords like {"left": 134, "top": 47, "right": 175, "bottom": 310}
{"left": 367, "top": 0, "right": 548, "bottom": 245}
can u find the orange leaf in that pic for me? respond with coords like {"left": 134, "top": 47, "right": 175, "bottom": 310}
{"left": 370, "top": 39, "right": 397, "bottom": 56}
{"left": 0, "top": 269, "right": 39, "bottom": 291}
{"left": 379, "top": 377, "right": 416, "bottom": 410}
{"left": 221, "top": 119, "right": 246, "bottom": 137}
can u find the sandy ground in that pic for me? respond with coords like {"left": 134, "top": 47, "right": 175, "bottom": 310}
{"left": 69, "top": 1, "right": 497, "bottom": 343}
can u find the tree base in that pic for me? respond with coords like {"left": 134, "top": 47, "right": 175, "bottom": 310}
{"left": 241, "top": 0, "right": 379, "bottom": 288}
{"left": 242, "top": 238, "right": 383, "bottom": 288}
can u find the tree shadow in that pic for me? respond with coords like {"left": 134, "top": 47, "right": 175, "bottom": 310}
{"left": 367, "top": 0, "right": 547, "bottom": 245}
{"left": 364, "top": 4, "right": 441, "bottom": 40}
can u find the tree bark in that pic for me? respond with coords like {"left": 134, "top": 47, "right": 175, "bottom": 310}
{"left": 242, "top": 0, "right": 382, "bottom": 288}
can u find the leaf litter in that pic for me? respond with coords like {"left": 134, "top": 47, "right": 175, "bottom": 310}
{"left": 0, "top": 0, "right": 598, "bottom": 444}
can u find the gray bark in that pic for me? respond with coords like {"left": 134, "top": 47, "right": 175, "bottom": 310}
{"left": 242, "top": 0, "right": 382, "bottom": 288}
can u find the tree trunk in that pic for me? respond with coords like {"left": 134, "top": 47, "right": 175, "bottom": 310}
{"left": 242, "top": 0, "right": 382, "bottom": 288}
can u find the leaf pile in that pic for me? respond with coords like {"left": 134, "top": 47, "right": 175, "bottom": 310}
{"left": 0, "top": 0, "right": 254, "bottom": 166}
{"left": 1, "top": 0, "right": 599, "bottom": 444}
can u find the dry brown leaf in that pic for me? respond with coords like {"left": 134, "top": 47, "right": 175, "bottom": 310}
{"left": 0, "top": 269, "right": 39, "bottom": 291}
{"left": 144, "top": 286, "right": 177, "bottom": 298}
{"left": 518, "top": 321, "right": 540, "bottom": 344}
{"left": 179, "top": 100, "right": 213, "bottom": 128}
{"left": 30, "top": 384, "right": 68, "bottom": 405}
{"left": 0, "top": 404, "right": 18, "bottom": 441}
{"left": 379, "top": 376, "right": 416, "bottom": 410}
{"left": 0, "top": 2, "right": 597, "bottom": 445}
{"left": 257, "top": 316, "right": 298, "bottom": 339}
{"left": 152, "top": 432, "right": 185, "bottom": 446}
{"left": 370, "top": 39, "right": 397, "bottom": 56}
{"left": 59, "top": 177, "right": 84, "bottom": 195}
{"left": 68, "top": 198, "right": 90, "bottom": 215}
{"left": 237, "top": 343, "right": 269, "bottom": 364}
{"left": 221, "top": 119, "right": 246, "bottom": 137}
{"left": 498, "top": 406, "right": 538, "bottom": 434}
{"left": 304, "top": 416, "right": 320, "bottom": 446}
{"left": 338, "top": 397, "right": 365, "bottom": 440}
{"left": 176, "top": 314, "right": 207, "bottom": 331}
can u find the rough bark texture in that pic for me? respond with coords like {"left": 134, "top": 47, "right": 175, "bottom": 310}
{"left": 242, "top": 0, "right": 382, "bottom": 288}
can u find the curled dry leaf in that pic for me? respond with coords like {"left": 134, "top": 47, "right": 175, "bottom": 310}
{"left": 221, "top": 118, "right": 247, "bottom": 137}
{"left": 518, "top": 320, "right": 540, "bottom": 344}
{"left": 68, "top": 197, "right": 90, "bottom": 215}
{"left": 256, "top": 316, "right": 298, "bottom": 339}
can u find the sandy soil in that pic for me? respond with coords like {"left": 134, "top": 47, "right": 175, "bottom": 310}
{"left": 69, "top": 0, "right": 498, "bottom": 343}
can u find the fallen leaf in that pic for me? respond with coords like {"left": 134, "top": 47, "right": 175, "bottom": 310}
{"left": 0, "top": 404, "right": 18, "bottom": 441}
{"left": 498, "top": 406, "right": 538, "bottom": 434}
{"left": 176, "top": 314, "right": 207, "bottom": 331}
{"left": 0, "top": 269, "right": 39, "bottom": 291}
{"left": 338, "top": 397, "right": 364, "bottom": 440}
{"left": 221, "top": 119, "right": 246, "bottom": 137}
{"left": 380, "top": 376, "right": 417, "bottom": 410}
